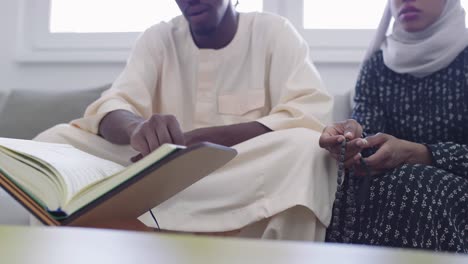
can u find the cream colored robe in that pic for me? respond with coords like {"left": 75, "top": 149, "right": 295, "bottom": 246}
{"left": 36, "top": 12, "right": 336, "bottom": 241}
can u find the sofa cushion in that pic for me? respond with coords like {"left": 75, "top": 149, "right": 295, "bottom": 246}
{"left": 0, "top": 84, "right": 110, "bottom": 139}
{"left": 332, "top": 89, "right": 353, "bottom": 122}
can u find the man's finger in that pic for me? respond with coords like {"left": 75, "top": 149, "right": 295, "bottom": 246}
{"left": 167, "top": 118, "right": 185, "bottom": 145}
{"left": 132, "top": 134, "right": 150, "bottom": 156}
{"left": 154, "top": 125, "right": 172, "bottom": 146}
{"left": 131, "top": 153, "right": 144, "bottom": 163}
{"left": 144, "top": 126, "right": 160, "bottom": 152}
{"left": 319, "top": 135, "right": 345, "bottom": 148}
{"left": 343, "top": 119, "right": 362, "bottom": 140}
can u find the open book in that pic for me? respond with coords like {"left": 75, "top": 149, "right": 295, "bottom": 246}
{"left": 0, "top": 138, "right": 236, "bottom": 227}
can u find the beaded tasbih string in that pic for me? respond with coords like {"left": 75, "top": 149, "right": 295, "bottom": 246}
{"left": 328, "top": 139, "right": 371, "bottom": 243}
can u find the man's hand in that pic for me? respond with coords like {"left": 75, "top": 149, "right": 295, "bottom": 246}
{"left": 319, "top": 119, "right": 367, "bottom": 168}
{"left": 99, "top": 110, "right": 270, "bottom": 162}
{"left": 130, "top": 114, "right": 185, "bottom": 161}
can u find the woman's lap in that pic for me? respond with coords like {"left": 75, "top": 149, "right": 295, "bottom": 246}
{"left": 327, "top": 164, "right": 468, "bottom": 253}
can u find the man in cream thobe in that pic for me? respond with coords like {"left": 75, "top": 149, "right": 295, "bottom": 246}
{"left": 36, "top": 0, "right": 336, "bottom": 241}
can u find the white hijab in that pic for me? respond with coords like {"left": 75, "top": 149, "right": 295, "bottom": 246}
{"left": 365, "top": 0, "right": 468, "bottom": 77}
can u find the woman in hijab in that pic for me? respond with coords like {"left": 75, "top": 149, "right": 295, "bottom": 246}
{"left": 319, "top": 0, "right": 468, "bottom": 252}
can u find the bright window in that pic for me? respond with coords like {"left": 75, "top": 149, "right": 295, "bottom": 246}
{"left": 23, "top": 0, "right": 468, "bottom": 63}
{"left": 304, "top": 0, "right": 468, "bottom": 29}
{"left": 304, "top": 0, "right": 386, "bottom": 29}
{"left": 50, "top": 0, "right": 263, "bottom": 33}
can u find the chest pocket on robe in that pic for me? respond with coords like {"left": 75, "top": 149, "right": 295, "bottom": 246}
{"left": 217, "top": 89, "right": 266, "bottom": 124}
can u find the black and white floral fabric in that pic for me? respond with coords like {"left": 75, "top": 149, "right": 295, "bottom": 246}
{"left": 326, "top": 49, "right": 468, "bottom": 253}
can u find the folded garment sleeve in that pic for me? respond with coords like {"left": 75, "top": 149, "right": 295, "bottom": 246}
{"left": 72, "top": 27, "right": 163, "bottom": 134}
{"left": 256, "top": 19, "right": 333, "bottom": 133}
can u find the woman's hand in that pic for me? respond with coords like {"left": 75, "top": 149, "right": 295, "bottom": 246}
{"left": 355, "top": 133, "right": 432, "bottom": 176}
{"left": 319, "top": 119, "right": 368, "bottom": 168}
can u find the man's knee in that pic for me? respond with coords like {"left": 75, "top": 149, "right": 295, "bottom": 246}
{"left": 262, "top": 205, "right": 325, "bottom": 241}
{"left": 34, "top": 124, "right": 76, "bottom": 142}
{"left": 279, "top": 128, "right": 320, "bottom": 150}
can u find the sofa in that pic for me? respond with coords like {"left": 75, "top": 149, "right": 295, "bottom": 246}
{"left": 0, "top": 84, "right": 110, "bottom": 225}
{"left": 0, "top": 84, "right": 351, "bottom": 226}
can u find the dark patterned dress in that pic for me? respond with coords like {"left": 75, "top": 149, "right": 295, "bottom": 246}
{"left": 326, "top": 49, "right": 468, "bottom": 253}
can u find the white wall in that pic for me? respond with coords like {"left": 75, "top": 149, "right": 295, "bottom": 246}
{"left": 1, "top": 0, "right": 125, "bottom": 92}
{"left": 1, "top": 0, "right": 360, "bottom": 111}
{"left": 1, "top": 0, "right": 17, "bottom": 92}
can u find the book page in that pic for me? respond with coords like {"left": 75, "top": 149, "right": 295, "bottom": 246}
{"left": 66, "top": 143, "right": 183, "bottom": 215}
{"left": 0, "top": 138, "right": 124, "bottom": 203}
{"left": 0, "top": 151, "right": 61, "bottom": 210}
